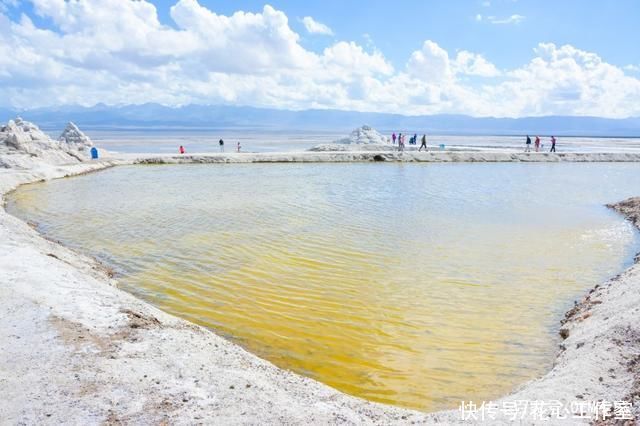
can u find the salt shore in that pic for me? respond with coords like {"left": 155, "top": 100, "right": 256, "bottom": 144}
{"left": 1, "top": 121, "right": 639, "bottom": 424}
{"left": 123, "top": 151, "right": 640, "bottom": 164}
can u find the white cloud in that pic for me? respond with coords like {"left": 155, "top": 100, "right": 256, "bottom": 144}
{"left": 624, "top": 64, "right": 640, "bottom": 72}
{"left": 475, "top": 14, "right": 483, "bottom": 22}
{"left": 488, "top": 14, "right": 525, "bottom": 24}
{"left": 322, "top": 41, "right": 393, "bottom": 77}
{"left": 301, "top": 16, "right": 333, "bottom": 36}
{"left": 482, "top": 1, "right": 491, "bottom": 7}
{"left": 0, "top": 1, "right": 639, "bottom": 118}
{"left": 407, "top": 40, "right": 453, "bottom": 82}
{"left": 454, "top": 51, "right": 501, "bottom": 77}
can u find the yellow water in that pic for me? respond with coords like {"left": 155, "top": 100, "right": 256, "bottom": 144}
{"left": 8, "top": 163, "right": 640, "bottom": 410}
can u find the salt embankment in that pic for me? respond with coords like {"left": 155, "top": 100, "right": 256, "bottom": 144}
{"left": 127, "top": 151, "right": 640, "bottom": 163}
{"left": 1, "top": 118, "right": 639, "bottom": 423}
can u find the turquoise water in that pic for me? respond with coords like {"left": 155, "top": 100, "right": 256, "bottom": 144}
{"left": 7, "top": 162, "right": 640, "bottom": 410}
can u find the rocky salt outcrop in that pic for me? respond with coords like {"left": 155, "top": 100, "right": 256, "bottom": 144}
{"left": 58, "top": 121, "right": 93, "bottom": 153}
{"left": 0, "top": 118, "right": 95, "bottom": 168}
{"left": 335, "top": 125, "right": 389, "bottom": 145}
{"left": 1, "top": 117, "right": 57, "bottom": 152}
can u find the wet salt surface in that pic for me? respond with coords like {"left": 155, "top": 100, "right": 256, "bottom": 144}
{"left": 83, "top": 129, "right": 640, "bottom": 153}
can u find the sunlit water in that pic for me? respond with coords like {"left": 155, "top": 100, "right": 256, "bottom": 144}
{"left": 7, "top": 163, "right": 640, "bottom": 411}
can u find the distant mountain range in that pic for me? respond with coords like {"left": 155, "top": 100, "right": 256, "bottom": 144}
{"left": 1, "top": 104, "right": 639, "bottom": 137}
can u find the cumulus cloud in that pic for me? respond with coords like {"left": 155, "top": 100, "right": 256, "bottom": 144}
{"left": 301, "top": 16, "right": 333, "bottom": 36}
{"left": 0, "top": 0, "right": 639, "bottom": 118}
{"left": 406, "top": 40, "right": 453, "bottom": 82}
{"left": 494, "top": 43, "right": 640, "bottom": 117}
{"left": 453, "top": 51, "right": 501, "bottom": 77}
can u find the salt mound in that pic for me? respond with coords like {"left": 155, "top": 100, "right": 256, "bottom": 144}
{"left": 335, "top": 125, "right": 389, "bottom": 145}
{"left": 0, "top": 117, "right": 94, "bottom": 165}
{"left": 59, "top": 122, "right": 93, "bottom": 152}
{"left": 1, "top": 117, "right": 55, "bottom": 152}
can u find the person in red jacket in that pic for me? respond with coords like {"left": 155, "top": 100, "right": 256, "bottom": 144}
{"left": 179, "top": 145, "right": 185, "bottom": 154}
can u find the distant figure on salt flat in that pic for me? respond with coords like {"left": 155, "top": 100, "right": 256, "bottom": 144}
{"left": 534, "top": 136, "right": 540, "bottom": 152}
{"left": 525, "top": 135, "right": 532, "bottom": 152}
{"left": 219, "top": 139, "right": 224, "bottom": 152}
{"left": 413, "top": 133, "right": 417, "bottom": 145}
{"left": 237, "top": 142, "right": 241, "bottom": 153}
{"left": 179, "top": 145, "right": 185, "bottom": 154}
{"left": 392, "top": 132, "right": 397, "bottom": 144}
{"left": 550, "top": 136, "right": 557, "bottom": 152}
{"left": 419, "top": 134, "right": 427, "bottom": 151}
{"left": 399, "top": 134, "right": 405, "bottom": 152}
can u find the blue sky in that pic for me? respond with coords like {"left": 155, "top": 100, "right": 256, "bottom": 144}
{"left": 1, "top": 0, "right": 639, "bottom": 117}
{"left": 153, "top": 0, "right": 639, "bottom": 70}
{"left": 9, "top": 0, "right": 639, "bottom": 70}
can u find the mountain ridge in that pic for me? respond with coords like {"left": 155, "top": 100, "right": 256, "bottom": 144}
{"left": 1, "top": 104, "right": 639, "bottom": 136}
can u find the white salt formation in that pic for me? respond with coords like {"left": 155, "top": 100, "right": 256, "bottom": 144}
{"left": 335, "top": 125, "right": 389, "bottom": 145}
{"left": 59, "top": 121, "right": 94, "bottom": 153}
{"left": 0, "top": 118, "right": 94, "bottom": 167}
{"left": 1, "top": 117, "right": 55, "bottom": 152}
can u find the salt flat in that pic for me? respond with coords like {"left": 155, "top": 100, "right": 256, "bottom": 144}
{"left": 1, "top": 119, "right": 639, "bottom": 424}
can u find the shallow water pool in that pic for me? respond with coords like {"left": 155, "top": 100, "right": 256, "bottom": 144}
{"left": 8, "top": 162, "right": 640, "bottom": 410}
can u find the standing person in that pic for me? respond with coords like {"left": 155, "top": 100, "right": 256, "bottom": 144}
{"left": 237, "top": 141, "right": 241, "bottom": 153}
{"left": 219, "top": 138, "right": 224, "bottom": 152}
{"left": 413, "top": 133, "right": 417, "bottom": 145}
{"left": 525, "top": 135, "right": 532, "bottom": 152}
{"left": 550, "top": 136, "right": 557, "bottom": 152}
{"left": 392, "top": 133, "right": 397, "bottom": 145}
{"left": 398, "top": 133, "right": 402, "bottom": 151}
{"left": 419, "top": 134, "right": 427, "bottom": 151}
{"left": 534, "top": 136, "right": 540, "bottom": 152}
{"left": 179, "top": 145, "right": 185, "bottom": 154}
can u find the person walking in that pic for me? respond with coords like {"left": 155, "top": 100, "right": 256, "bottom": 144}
{"left": 392, "top": 133, "right": 397, "bottom": 145}
{"left": 525, "top": 135, "right": 532, "bottom": 152}
{"left": 219, "top": 138, "right": 224, "bottom": 152}
{"left": 237, "top": 141, "right": 241, "bottom": 153}
{"left": 550, "top": 136, "right": 557, "bottom": 152}
{"left": 534, "top": 136, "right": 540, "bottom": 152}
{"left": 419, "top": 134, "right": 427, "bottom": 151}
{"left": 413, "top": 133, "right": 418, "bottom": 145}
